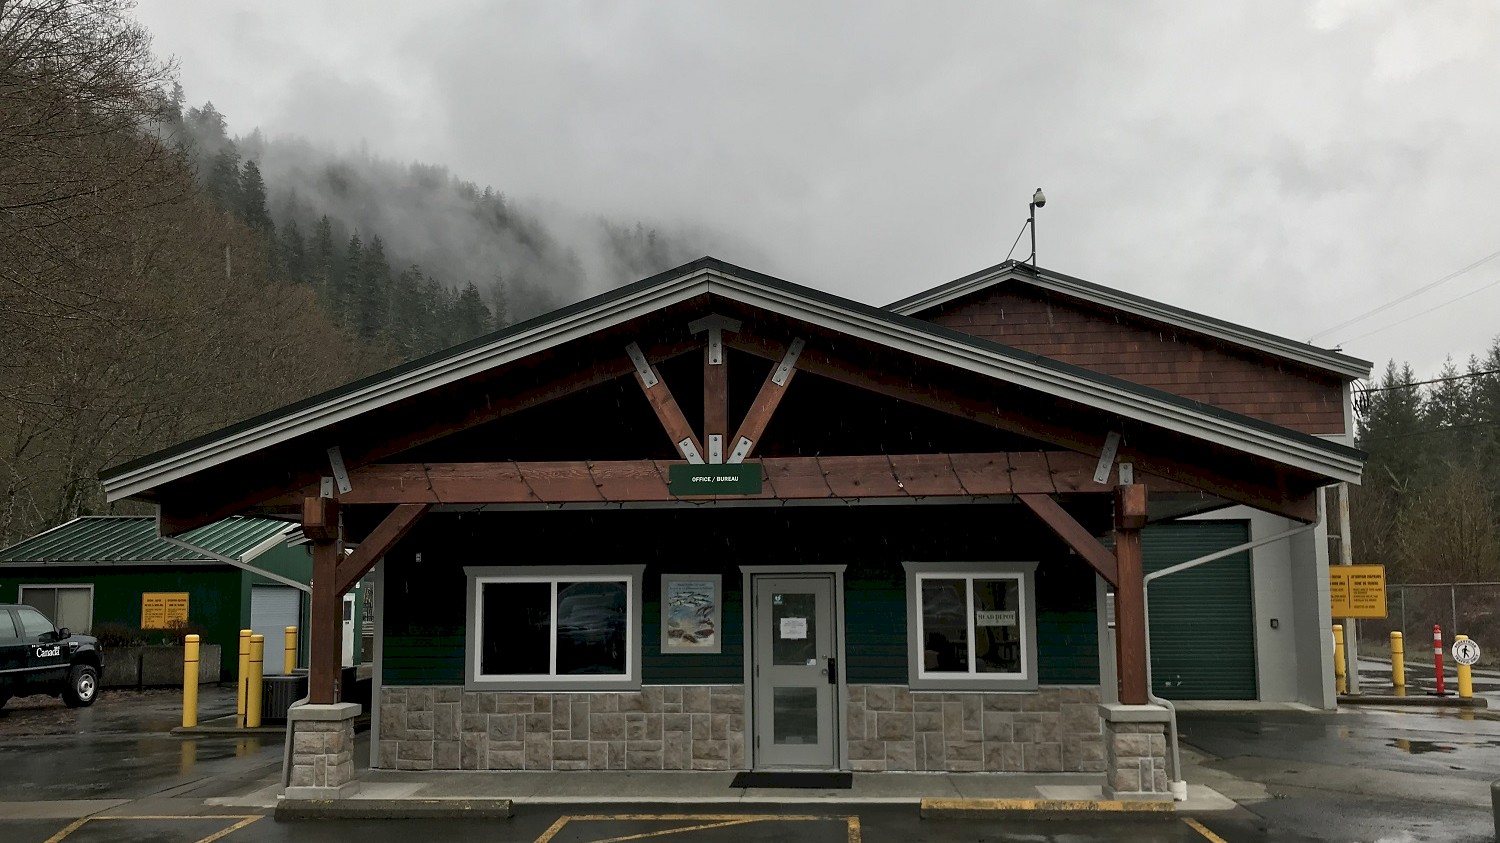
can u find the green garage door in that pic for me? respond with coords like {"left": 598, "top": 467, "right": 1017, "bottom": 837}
{"left": 1144, "top": 521, "right": 1256, "bottom": 700}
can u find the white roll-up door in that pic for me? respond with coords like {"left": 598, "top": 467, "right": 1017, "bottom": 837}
{"left": 250, "top": 586, "right": 302, "bottom": 675}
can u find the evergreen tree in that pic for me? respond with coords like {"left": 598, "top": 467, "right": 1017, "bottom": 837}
{"left": 452, "top": 281, "right": 491, "bottom": 345}
{"left": 279, "top": 220, "right": 308, "bottom": 285}
{"left": 387, "top": 265, "right": 426, "bottom": 358}
{"left": 238, "top": 160, "right": 274, "bottom": 234}
{"left": 486, "top": 273, "right": 510, "bottom": 330}
{"left": 310, "top": 216, "right": 336, "bottom": 304}
{"left": 206, "top": 147, "right": 242, "bottom": 214}
{"left": 420, "top": 274, "right": 449, "bottom": 352}
{"left": 357, "top": 235, "right": 391, "bottom": 342}
{"left": 336, "top": 233, "right": 364, "bottom": 334}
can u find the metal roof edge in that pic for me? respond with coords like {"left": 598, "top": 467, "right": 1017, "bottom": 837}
{"left": 0, "top": 515, "right": 87, "bottom": 560}
{"left": 886, "top": 261, "right": 1373, "bottom": 380}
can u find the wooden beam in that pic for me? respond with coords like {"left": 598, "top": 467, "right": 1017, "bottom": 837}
{"left": 324, "top": 451, "right": 1181, "bottom": 505}
{"left": 335, "top": 504, "right": 429, "bottom": 594}
{"left": 1017, "top": 493, "right": 1118, "bottom": 586}
{"left": 703, "top": 348, "right": 727, "bottom": 463}
{"left": 1113, "top": 483, "right": 1150, "bottom": 705}
{"left": 627, "top": 343, "right": 705, "bottom": 463}
{"left": 728, "top": 338, "right": 802, "bottom": 463}
{"left": 157, "top": 338, "right": 701, "bottom": 535}
{"left": 304, "top": 497, "right": 342, "bottom": 705}
{"left": 723, "top": 334, "right": 1322, "bottom": 522}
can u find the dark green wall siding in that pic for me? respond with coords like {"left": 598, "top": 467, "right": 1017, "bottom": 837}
{"left": 0, "top": 567, "right": 247, "bottom": 676}
{"left": 382, "top": 504, "right": 1103, "bottom": 688}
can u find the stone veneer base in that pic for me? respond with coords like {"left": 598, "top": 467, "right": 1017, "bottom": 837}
{"left": 378, "top": 684, "right": 1105, "bottom": 774}
{"left": 287, "top": 702, "right": 362, "bottom": 799}
{"left": 1099, "top": 703, "right": 1171, "bottom": 799}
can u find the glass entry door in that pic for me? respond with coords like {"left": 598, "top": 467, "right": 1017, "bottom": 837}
{"left": 752, "top": 575, "right": 837, "bottom": 769}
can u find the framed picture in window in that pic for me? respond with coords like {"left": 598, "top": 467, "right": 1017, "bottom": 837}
{"left": 661, "top": 574, "right": 722, "bottom": 654}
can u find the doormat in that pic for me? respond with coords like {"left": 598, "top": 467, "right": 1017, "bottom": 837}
{"left": 730, "top": 771, "right": 853, "bottom": 789}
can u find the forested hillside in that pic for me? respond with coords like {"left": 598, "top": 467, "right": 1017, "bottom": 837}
{"left": 1352, "top": 343, "right": 1500, "bottom": 583}
{"left": 0, "top": 0, "right": 704, "bottom": 547}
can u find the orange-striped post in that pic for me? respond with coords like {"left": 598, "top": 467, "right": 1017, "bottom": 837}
{"left": 1433, "top": 625, "right": 1447, "bottom": 696}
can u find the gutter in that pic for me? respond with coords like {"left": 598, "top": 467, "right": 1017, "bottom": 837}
{"left": 1141, "top": 516, "right": 1321, "bottom": 800}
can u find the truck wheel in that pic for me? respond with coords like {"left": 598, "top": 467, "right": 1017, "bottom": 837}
{"left": 62, "top": 664, "right": 98, "bottom": 708}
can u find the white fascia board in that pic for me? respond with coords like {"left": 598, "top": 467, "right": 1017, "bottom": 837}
{"left": 106, "top": 267, "right": 1361, "bottom": 502}
{"left": 239, "top": 526, "right": 298, "bottom": 565}
{"left": 103, "top": 276, "right": 714, "bottom": 501}
{"left": 889, "top": 267, "right": 1372, "bottom": 381}
{"left": 707, "top": 273, "right": 1363, "bottom": 484}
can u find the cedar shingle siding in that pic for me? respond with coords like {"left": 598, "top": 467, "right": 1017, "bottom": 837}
{"left": 923, "top": 284, "right": 1346, "bottom": 435}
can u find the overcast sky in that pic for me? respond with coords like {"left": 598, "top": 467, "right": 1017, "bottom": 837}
{"left": 137, "top": 0, "right": 1500, "bottom": 378}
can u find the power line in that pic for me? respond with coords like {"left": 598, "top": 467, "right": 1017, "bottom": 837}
{"left": 1358, "top": 419, "right": 1500, "bottom": 445}
{"left": 1337, "top": 274, "right": 1500, "bottom": 345}
{"left": 1309, "top": 247, "right": 1500, "bottom": 342}
{"left": 1355, "top": 368, "right": 1500, "bottom": 394}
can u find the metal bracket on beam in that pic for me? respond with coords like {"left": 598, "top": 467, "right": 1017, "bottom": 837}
{"left": 1092, "top": 431, "right": 1121, "bottom": 485}
{"left": 772, "top": 338, "right": 805, "bottom": 386}
{"left": 678, "top": 438, "right": 705, "bottom": 464}
{"left": 727, "top": 437, "right": 754, "bottom": 465}
{"left": 625, "top": 342, "right": 658, "bottom": 388}
{"left": 327, "top": 446, "right": 352, "bottom": 494}
{"left": 708, "top": 434, "right": 724, "bottom": 464}
{"left": 689, "top": 314, "right": 742, "bottom": 366}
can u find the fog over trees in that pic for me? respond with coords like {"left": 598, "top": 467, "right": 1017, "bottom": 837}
{"left": 0, "top": 0, "right": 704, "bottom": 546}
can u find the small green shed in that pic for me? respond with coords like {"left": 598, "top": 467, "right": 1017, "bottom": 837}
{"left": 0, "top": 515, "right": 364, "bottom": 678}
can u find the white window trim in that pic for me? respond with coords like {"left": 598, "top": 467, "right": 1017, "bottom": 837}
{"left": 902, "top": 561, "right": 1039, "bottom": 692}
{"left": 463, "top": 565, "right": 644, "bottom": 691}
{"left": 18, "top": 583, "right": 94, "bottom": 634}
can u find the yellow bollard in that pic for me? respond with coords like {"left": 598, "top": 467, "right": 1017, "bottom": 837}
{"left": 1333, "top": 624, "right": 1347, "bottom": 694}
{"left": 1390, "top": 631, "right": 1405, "bottom": 689}
{"left": 1456, "top": 635, "right": 1474, "bottom": 699}
{"left": 246, "top": 634, "right": 265, "bottom": 728}
{"left": 237, "top": 629, "right": 251, "bottom": 727}
{"left": 284, "top": 626, "right": 298, "bottom": 674}
{"left": 182, "top": 634, "right": 200, "bottom": 728}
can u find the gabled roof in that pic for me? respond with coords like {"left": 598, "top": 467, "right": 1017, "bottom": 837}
{"left": 0, "top": 515, "right": 293, "bottom": 565}
{"left": 885, "top": 260, "right": 1372, "bottom": 380}
{"left": 101, "top": 257, "right": 1365, "bottom": 503}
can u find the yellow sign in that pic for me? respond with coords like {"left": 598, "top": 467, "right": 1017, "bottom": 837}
{"left": 141, "top": 592, "right": 190, "bottom": 629}
{"left": 1329, "top": 565, "right": 1387, "bottom": 619}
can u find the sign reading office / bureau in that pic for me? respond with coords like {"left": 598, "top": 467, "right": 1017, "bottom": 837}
{"left": 668, "top": 463, "right": 763, "bottom": 496}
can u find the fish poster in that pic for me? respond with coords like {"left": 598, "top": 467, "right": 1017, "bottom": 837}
{"left": 663, "top": 576, "right": 721, "bottom": 653}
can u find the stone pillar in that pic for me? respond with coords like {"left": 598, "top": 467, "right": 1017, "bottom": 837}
{"left": 286, "top": 702, "right": 362, "bottom": 799}
{"left": 1099, "top": 703, "right": 1171, "bottom": 801}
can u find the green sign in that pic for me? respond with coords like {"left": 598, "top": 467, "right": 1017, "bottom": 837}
{"left": 669, "top": 463, "right": 763, "bottom": 496}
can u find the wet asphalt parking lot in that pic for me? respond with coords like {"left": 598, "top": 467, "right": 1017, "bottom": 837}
{"left": 2, "top": 684, "right": 1499, "bottom": 842}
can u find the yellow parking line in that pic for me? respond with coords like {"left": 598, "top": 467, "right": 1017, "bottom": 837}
{"left": 532, "top": 813, "right": 859, "bottom": 843}
{"left": 41, "top": 814, "right": 263, "bottom": 843}
{"left": 583, "top": 818, "right": 762, "bottom": 843}
{"left": 1183, "top": 817, "right": 1231, "bottom": 843}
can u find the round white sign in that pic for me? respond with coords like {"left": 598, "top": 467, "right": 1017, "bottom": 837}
{"left": 1452, "top": 639, "right": 1481, "bottom": 666}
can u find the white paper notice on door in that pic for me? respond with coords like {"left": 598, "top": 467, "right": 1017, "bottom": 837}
{"left": 975, "top": 610, "right": 1018, "bottom": 627}
{"left": 779, "top": 617, "right": 808, "bottom": 639}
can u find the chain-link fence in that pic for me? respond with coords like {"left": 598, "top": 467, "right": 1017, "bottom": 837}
{"left": 1356, "top": 582, "right": 1500, "bottom": 667}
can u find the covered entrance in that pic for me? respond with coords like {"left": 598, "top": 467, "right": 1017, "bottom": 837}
{"left": 99, "top": 257, "right": 1364, "bottom": 798}
{"left": 748, "top": 571, "right": 842, "bottom": 770}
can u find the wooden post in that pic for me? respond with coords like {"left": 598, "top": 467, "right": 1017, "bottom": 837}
{"left": 303, "top": 496, "right": 342, "bottom": 705}
{"left": 1114, "top": 483, "right": 1149, "bottom": 705}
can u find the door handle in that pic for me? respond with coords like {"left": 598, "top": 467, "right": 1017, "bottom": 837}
{"left": 826, "top": 657, "right": 837, "bottom": 685}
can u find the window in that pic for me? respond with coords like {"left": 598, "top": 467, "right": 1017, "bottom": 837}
{"left": 903, "top": 562, "right": 1038, "bottom": 691}
{"left": 0, "top": 610, "right": 18, "bottom": 642}
{"left": 19, "top": 584, "right": 92, "bottom": 634}
{"left": 465, "top": 565, "right": 644, "bottom": 691}
{"left": 16, "top": 606, "right": 57, "bottom": 641}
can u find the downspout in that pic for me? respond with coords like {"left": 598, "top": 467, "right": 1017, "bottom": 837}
{"left": 1141, "top": 516, "right": 1321, "bottom": 801}
{"left": 158, "top": 533, "right": 314, "bottom": 790}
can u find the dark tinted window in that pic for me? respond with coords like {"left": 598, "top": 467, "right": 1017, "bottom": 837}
{"left": 0, "top": 610, "right": 17, "bottom": 641}
{"left": 16, "top": 606, "right": 55, "bottom": 641}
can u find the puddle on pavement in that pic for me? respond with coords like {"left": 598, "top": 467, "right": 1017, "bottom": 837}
{"left": 1389, "top": 738, "right": 1456, "bottom": 754}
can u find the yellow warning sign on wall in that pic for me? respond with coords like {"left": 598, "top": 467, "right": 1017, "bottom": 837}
{"left": 1329, "top": 565, "right": 1387, "bottom": 619}
{"left": 141, "top": 592, "right": 190, "bottom": 628}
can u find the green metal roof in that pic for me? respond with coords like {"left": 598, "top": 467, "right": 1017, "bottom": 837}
{"left": 0, "top": 516, "right": 292, "bottom": 564}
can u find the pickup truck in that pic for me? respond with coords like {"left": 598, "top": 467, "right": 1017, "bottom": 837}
{"left": 0, "top": 603, "right": 103, "bottom": 709}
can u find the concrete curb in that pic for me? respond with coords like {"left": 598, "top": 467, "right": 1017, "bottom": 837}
{"left": 1338, "top": 694, "right": 1489, "bottom": 708}
{"left": 274, "top": 797, "right": 514, "bottom": 820}
{"left": 919, "top": 798, "right": 1176, "bottom": 820}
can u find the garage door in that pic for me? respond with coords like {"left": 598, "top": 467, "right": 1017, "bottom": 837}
{"left": 251, "top": 586, "right": 302, "bottom": 675}
{"left": 1144, "top": 521, "right": 1256, "bottom": 700}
